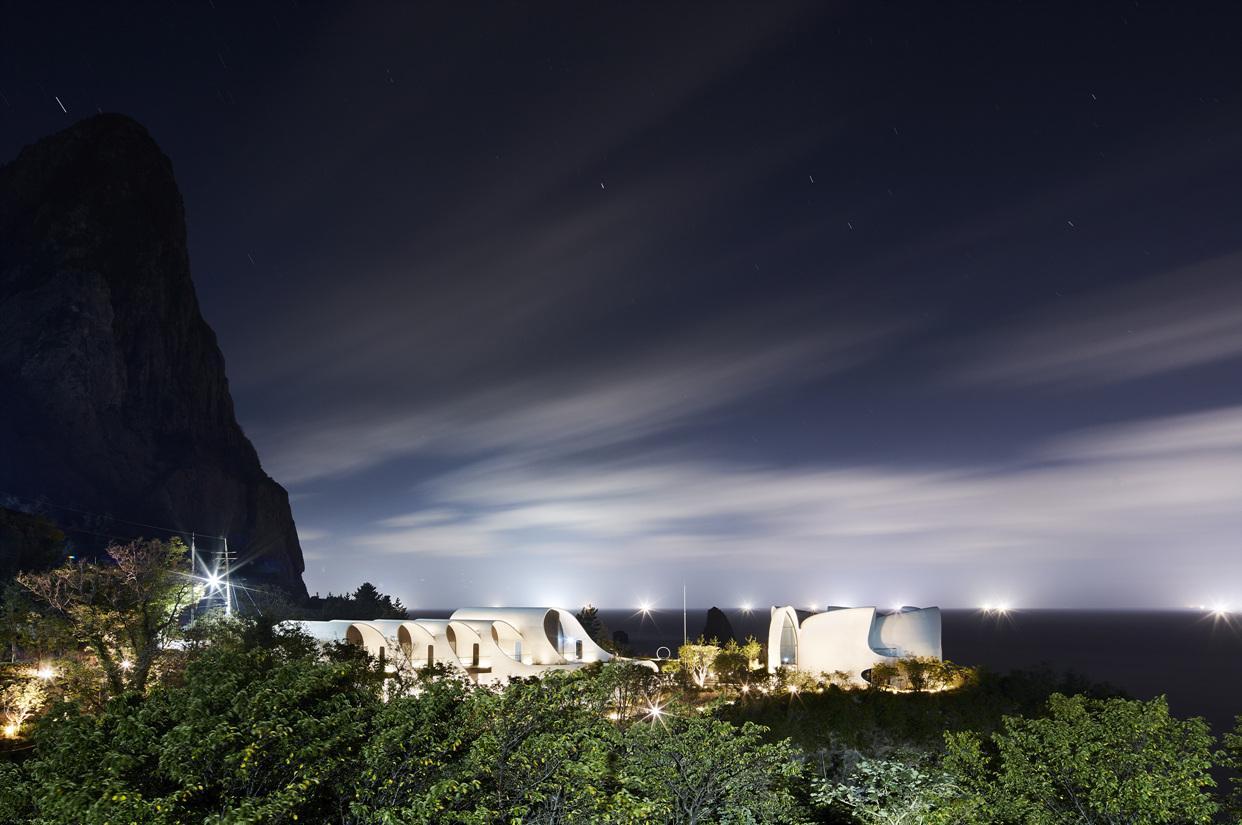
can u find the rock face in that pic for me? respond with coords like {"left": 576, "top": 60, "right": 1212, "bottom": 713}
{"left": 0, "top": 114, "right": 306, "bottom": 596}
{"left": 700, "top": 606, "right": 737, "bottom": 644}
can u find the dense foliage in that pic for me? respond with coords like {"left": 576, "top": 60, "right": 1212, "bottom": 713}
{"left": 1222, "top": 715, "right": 1242, "bottom": 822}
{"left": 0, "top": 624, "right": 806, "bottom": 824}
{"left": 943, "top": 693, "right": 1219, "bottom": 824}
{"left": 720, "top": 665, "right": 1121, "bottom": 757}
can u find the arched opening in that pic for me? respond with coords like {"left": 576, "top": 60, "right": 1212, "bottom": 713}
{"left": 398, "top": 623, "right": 438, "bottom": 668}
{"left": 345, "top": 623, "right": 390, "bottom": 660}
{"left": 779, "top": 613, "right": 797, "bottom": 666}
{"left": 490, "top": 620, "right": 525, "bottom": 663}
{"left": 447, "top": 622, "right": 488, "bottom": 669}
{"left": 543, "top": 610, "right": 560, "bottom": 650}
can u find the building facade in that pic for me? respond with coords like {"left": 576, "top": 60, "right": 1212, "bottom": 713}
{"left": 767, "top": 605, "right": 942, "bottom": 686}
{"left": 284, "top": 606, "right": 613, "bottom": 685}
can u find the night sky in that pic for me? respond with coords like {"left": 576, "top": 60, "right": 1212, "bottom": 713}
{"left": 3, "top": 3, "right": 1240, "bottom": 609}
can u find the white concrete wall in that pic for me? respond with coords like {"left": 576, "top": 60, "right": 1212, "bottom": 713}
{"left": 870, "top": 607, "right": 942, "bottom": 660}
{"left": 766, "top": 604, "right": 943, "bottom": 686}
{"left": 287, "top": 606, "right": 612, "bottom": 685}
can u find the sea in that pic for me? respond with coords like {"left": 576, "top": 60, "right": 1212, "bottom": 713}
{"left": 591, "top": 608, "right": 1242, "bottom": 736}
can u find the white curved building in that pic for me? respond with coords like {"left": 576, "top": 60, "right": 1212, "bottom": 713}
{"left": 283, "top": 607, "right": 613, "bottom": 686}
{"left": 767, "top": 605, "right": 941, "bottom": 686}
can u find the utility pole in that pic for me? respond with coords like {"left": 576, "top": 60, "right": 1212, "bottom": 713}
{"left": 222, "top": 537, "right": 233, "bottom": 617}
{"left": 189, "top": 533, "right": 197, "bottom": 623}
{"left": 682, "top": 582, "right": 687, "bottom": 646}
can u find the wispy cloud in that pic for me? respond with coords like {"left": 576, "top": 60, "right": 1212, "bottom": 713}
{"left": 952, "top": 252, "right": 1242, "bottom": 388}
{"left": 350, "top": 405, "right": 1242, "bottom": 607}
{"left": 263, "top": 316, "right": 900, "bottom": 485}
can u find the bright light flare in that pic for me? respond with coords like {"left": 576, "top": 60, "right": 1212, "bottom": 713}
{"left": 644, "top": 701, "right": 665, "bottom": 721}
{"left": 637, "top": 601, "right": 652, "bottom": 615}
{"left": 787, "top": 684, "right": 800, "bottom": 695}
{"left": 740, "top": 602, "right": 753, "bottom": 614}
{"left": 2, "top": 723, "right": 16, "bottom": 739}
{"left": 35, "top": 665, "right": 55, "bottom": 681}
{"left": 120, "top": 659, "right": 133, "bottom": 671}
{"left": 205, "top": 571, "right": 223, "bottom": 591}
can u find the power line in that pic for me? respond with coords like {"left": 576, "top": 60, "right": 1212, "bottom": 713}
{"left": 0, "top": 489, "right": 225, "bottom": 541}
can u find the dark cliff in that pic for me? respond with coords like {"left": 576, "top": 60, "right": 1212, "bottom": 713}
{"left": 0, "top": 114, "right": 306, "bottom": 596}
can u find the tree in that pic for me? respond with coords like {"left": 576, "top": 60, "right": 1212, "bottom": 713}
{"left": 1, "top": 675, "right": 46, "bottom": 737}
{"left": 351, "top": 581, "right": 407, "bottom": 618}
{"left": 677, "top": 637, "right": 720, "bottom": 688}
{"left": 812, "top": 754, "right": 960, "bottom": 825}
{"left": 944, "top": 693, "right": 1219, "bottom": 824}
{"left": 712, "top": 638, "right": 750, "bottom": 690}
{"left": 712, "top": 637, "right": 763, "bottom": 691}
{"left": 348, "top": 675, "right": 476, "bottom": 823}
{"left": 17, "top": 538, "right": 197, "bottom": 698}
{"left": 458, "top": 675, "right": 621, "bottom": 823}
{"left": 1223, "top": 714, "right": 1242, "bottom": 821}
{"left": 593, "top": 660, "right": 664, "bottom": 724}
{"left": 575, "top": 603, "right": 612, "bottom": 652}
{"left": 0, "top": 580, "right": 59, "bottom": 663}
{"left": 620, "top": 709, "right": 805, "bottom": 824}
